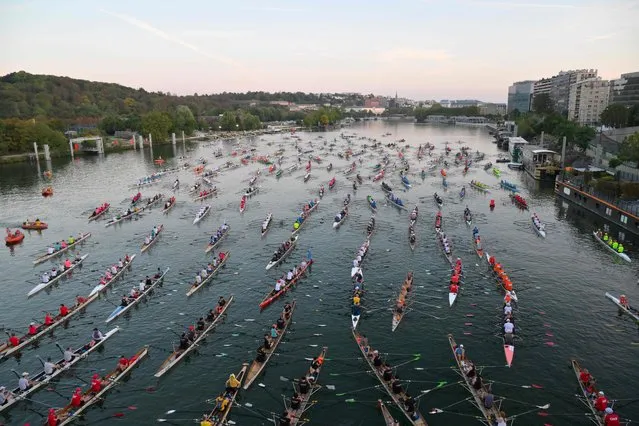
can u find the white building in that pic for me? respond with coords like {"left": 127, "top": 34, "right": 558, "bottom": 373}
{"left": 568, "top": 78, "right": 610, "bottom": 125}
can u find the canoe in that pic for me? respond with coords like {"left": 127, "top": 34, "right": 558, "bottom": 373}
{"left": 353, "top": 330, "right": 427, "bottom": 425}
{"left": 259, "top": 260, "right": 312, "bottom": 309}
{"left": 53, "top": 346, "right": 148, "bottom": 426}
{"left": 205, "top": 225, "right": 231, "bottom": 253}
{"left": 88, "top": 254, "right": 137, "bottom": 297}
{"left": 571, "top": 360, "right": 607, "bottom": 425}
{"left": 392, "top": 272, "right": 414, "bottom": 332}
{"left": 531, "top": 214, "right": 546, "bottom": 238}
{"left": 261, "top": 213, "right": 272, "bottom": 237}
{"left": 333, "top": 208, "right": 348, "bottom": 229}
{"left": 22, "top": 221, "right": 48, "bottom": 230}
{"left": 186, "top": 252, "right": 230, "bottom": 296}
{"left": 367, "top": 195, "right": 377, "bottom": 213}
{"left": 141, "top": 225, "right": 163, "bottom": 253}
{"left": 593, "top": 231, "right": 631, "bottom": 263}
{"left": 240, "top": 196, "right": 247, "bottom": 213}
{"left": 203, "top": 362, "right": 248, "bottom": 425}
{"left": 0, "top": 294, "right": 99, "bottom": 360}
{"left": 447, "top": 334, "right": 506, "bottom": 425}
{"left": 266, "top": 236, "right": 298, "bottom": 270}
{"left": 193, "top": 205, "right": 211, "bottom": 224}
{"left": 605, "top": 292, "right": 639, "bottom": 322}
{"left": 162, "top": 196, "right": 176, "bottom": 214}
{"left": 243, "top": 301, "right": 296, "bottom": 389}
{"left": 105, "top": 268, "right": 170, "bottom": 323}
{"left": 155, "top": 296, "right": 234, "bottom": 378}
{"left": 0, "top": 328, "right": 118, "bottom": 414}
{"left": 32, "top": 233, "right": 91, "bottom": 265}
{"left": 279, "top": 346, "right": 327, "bottom": 425}
{"left": 244, "top": 187, "right": 259, "bottom": 198}
{"left": 194, "top": 189, "right": 216, "bottom": 201}
{"left": 28, "top": 254, "right": 89, "bottom": 297}
{"left": 88, "top": 204, "right": 110, "bottom": 221}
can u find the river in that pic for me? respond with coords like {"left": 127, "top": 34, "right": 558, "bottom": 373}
{"left": 0, "top": 120, "right": 637, "bottom": 426}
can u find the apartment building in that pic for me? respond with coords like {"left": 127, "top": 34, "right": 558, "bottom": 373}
{"left": 568, "top": 78, "right": 610, "bottom": 125}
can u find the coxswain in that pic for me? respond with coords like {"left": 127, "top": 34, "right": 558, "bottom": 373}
{"left": 604, "top": 407, "right": 621, "bottom": 426}
{"left": 595, "top": 391, "right": 609, "bottom": 412}
{"left": 44, "top": 357, "right": 58, "bottom": 375}
{"left": 28, "top": 322, "right": 38, "bottom": 335}
{"left": 9, "top": 333, "right": 20, "bottom": 347}
{"left": 47, "top": 408, "right": 57, "bottom": 426}
{"left": 226, "top": 373, "right": 241, "bottom": 393}
{"left": 70, "top": 387, "right": 83, "bottom": 407}
{"left": 44, "top": 312, "right": 54, "bottom": 326}
{"left": 59, "top": 303, "right": 70, "bottom": 317}
{"left": 619, "top": 294, "right": 629, "bottom": 308}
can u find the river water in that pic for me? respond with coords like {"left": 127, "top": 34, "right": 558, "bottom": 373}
{"left": 0, "top": 120, "right": 637, "bottom": 426}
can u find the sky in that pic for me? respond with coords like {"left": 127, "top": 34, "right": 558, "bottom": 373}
{"left": 1, "top": 0, "right": 638, "bottom": 103}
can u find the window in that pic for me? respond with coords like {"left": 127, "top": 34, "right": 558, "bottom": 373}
{"left": 618, "top": 231, "right": 625, "bottom": 241}
{"left": 620, "top": 215, "right": 628, "bottom": 224}
{"left": 605, "top": 207, "right": 612, "bottom": 216}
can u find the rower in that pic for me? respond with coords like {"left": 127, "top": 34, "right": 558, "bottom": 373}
{"left": 454, "top": 344, "right": 465, "bottom": 360}
{"left": 286, "top": 269, "right": 294, "bottom": 282}
{"left": 291, "top": 392, "right": 302, "bottom": 409}
{"left": 206, "top": 309, "right": 216, "bottom": 322}
{"left": 263, "top": 333, "right": 272, "bottom": 350}
{"left": 28, "top": 322, "right": 38, "bottom": 335}
{"left": 200, "top": 268, "right": 208, "bottom": 279}
{"left": 139, "top": 280, "right": 146, "bottom": 292}
{"left": 382, "top": 364, "right": 393, "bottom": 381}
{"left": 63, "top": 347, "right": 77, "bottom": 363}
{"left": 270, "top": 324, "right": 279, "bottom": 339}
{"left": 273, "top": 279, "right": 283, "bottom": 295}
{"left": 59, "top": 303, "right": 70, "bottom": 317}
{"left": 218, "top": 296, "right": 226, "bottom": 307}
{"left": 372, "top": 350, "right": 382, "bottom": 367}
{"left": 18, "top": 372, "right": 32, "bottom": 391}
{"left": 110, "top": 264, "right": 118, "bottom": 274}
{"left": 75, "top": 294, "right": 87, "bottom": 306}
{"left": 179, "top": 333, "right": 190, "bottom": 350}
{"left": 117, "top": 355, "right": 129, "bottom": 372}
{"left": 185, "top": 326, "right": 196, "bottom": 342}
{"left": 391, "top": 378, "right": 403, "bottom": 394}
{"left": 120, "top": 296, "right": 129, "bottom": 307}
{"left": 129, "top": 287, "right": 139, "bottom": 298}
{"left": 8, "top": 333, "right": 19, "bottom": 347}
{"left": 595, "top": 391, "right": 609, "bottom": 412}
{"left": 41, "top": 272, "right": 50, "bottom": 283}
{"left": 278, "top": 411, "right": 292, "bottom": 426}
{"left": 619, "top": 294, "right": 629, "bottom": 308}
{"left": 44, "top": 312, "right": 54, "bottom": 326}
{"left": 46, "top": 408, "right": 57, "bottom": 426}
{"left": 298, "top": 376, "right": 310, "bottom": 394}
{"left": 226, "top": 373, "right": 241, "bottom": 393}
{"left": 195, "top": 274, "right": 202, "bottom": 285}
{"left": 70, "top": 387, "right": 83, "bottom": 407}
{"left": 504, "top": 303, "right": 512, "bottom": 315}
{"left": 449, "top": 282, "right": 459, "bottom": 294}
{"left": 504, "top": 319, "right": 514, "bottom": 335}
{"left": 276, "top": 317, "right": 285, "bottom": 330}
{"left": 64, "top": 259, "right": 72, "bottom": 270}
{"left": 196, "top": 317, "right": 206, "bottom": 331}
{"left": 604, "top": 407, "right": 621, "bottom": 426}
{"left": 91, "top": 328, "right": 105, "bottom": 346}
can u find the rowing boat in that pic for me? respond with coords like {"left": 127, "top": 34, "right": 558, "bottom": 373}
{"left": 448, "top": 260, "right": 463, "bottom": 307}
{"left": 353, "top": 330, "right": 427, "bottom": 425}
{"left": 204, "top": 363, "right": 248, "bottom": 425}
{"left": 33, "top": 232, "right": 91, "bottom": 265}
{"left": 381, "top": 181, "right": 392, "bottom": 193}
{"left": 104, "top": 209, "right": 140, "bottom": 227}
{"left": 351, "top": 240, "right": 370, "bottom": 277}
{"left": 392, "top": 272, "right": 414, "bottom": 332}
{"left": 186, "top": 252, "right": 230, "bottom": 296}
{"left": 266, "top": 236, "right": 298, "bottom": 270}
{"left": 205, "top": 225, "right": 231, "bottom": 253}
{"left": 366, "top": 216, "right": 376, "bottom": 239}
{"left": 434, "top": 211, "right": 442, "bottom": 232}
{"left": 448, "top": 334, "right": 506, "bottom": 425}
{"left": 503, "top": 304, "right": 515, "bottom": 367}
{"left": 387, "top": 193, "right": 408, "bottom": 210}
{"left": 28, "top": 254, "right": 89, "bottom": 297}
{"left": 244, "top": 187, "right": 259, "bottom": 198}
{"left": 243, "top": 301, "right": 296, "bottom": 389}
{"left": 500, "top": 180, "right": 519, "bottom": 192}
{"left": 470, "top": 181, "right": 490, "bottom": 192}
{"left": 352, "top": 281, "right": 363, "bottom": 329}
{"left": 88, "top": 204, "right": 110, "bottom": 222}
{"left": 510, "top": 193, "right": 528, "bottom": 209}
{"left": 141, "top": 224, "right": 163, "bottom": 253}
{"left": 260, "top": 259, "right": 311, "bottom": 309}
{"left": 162, "top": 196, "right": 176, "bottom": 214}
{"left": 0, "top": 294, "right": 99, "bottom": 360}
{"left": 464, "top": 209, "right": 472, "bottom": 226}
{"left": 280, "top": 346, "right": 327, "bottom": 425}
{"left": 53, "top": 345, "right": 148, "bottom": 426}
{"left": 328, "top": 176, "right": 336, "bottom": 189}
{"left": 367, "top": 195, "right": 377, "bottom": 213}
{"left": 373, "top": 169, "right": 385, "bottom": 181}
{"left": 0, "top": 327, "right": 119, "bottom": 414}
{"left": 571, "top": 359, "right": 605, "bottom": 426}
{"left": 193, "top": 205, "right": 211, "bottom": 224}
{"left": 105, "top": 268, "right": 170, "bottom": 323}
{"left": 261, "top": 213, "right": 272, "bottom": 237}
{"left": 378, "top": 400, "right": 400, "bottom": 426}
{"left": 473, "top": 234, "right": 484, "bottom": 259}
{"left": 493, "top": 167, "right": 501, "bottom": 177}
{"left": 402, "top": 174, "right": 411, "bottom": 189}
{"left": 484, "top": 252, "right": 518, "bottom": 302}
{"left": 433, "top": 193, "right": 443, "bottom": 208}
{"left": 531, "top": 213, "right": 546, "bottom": 238}
{"left": 333, "top": 207, "right": 348, "bottom": 229}
{"left": 291, "top": 200, "right": 320, "bottom": 235}
{"left": 436, "top": 230, "right": 454, "bottom": 266}
{"left": 409, "top": 223, "right": 416, "bottom": 250}
{"left": 155, "top": 296, "right": 234, "bottom": 377}
{"left": 194, "top": 189, "right": 216, "bottom": 201}
{"left": 88, "top": 254, "right": 137, "bottom": 297}
{"left": 141, "top": 194, "right": 164, "bottom": 209}
{"left": 605, "top": 292, "right": 639, "bottom": 322}
{"left": 592, "top": 231, "right": 631, "bottom": 263}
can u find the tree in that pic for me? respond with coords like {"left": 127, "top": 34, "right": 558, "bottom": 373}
{"left": 608, "top": 157, "right": 622, "bottom": 168}
{"left": 219, "top": 111, "right": 238, "bottom": 131}
{"left": 619, "top": 132, "right": 639, "bottom": 167}
{"left": 173, "top": 105, "right": 197, "bottom": 135}
{"left": 508, "top": 109, "right": 521, "bottom": 120}
{"left": 532, "top": 93, "right": 554, "bottom": 114}
{"left": 141, "top": 111, "right": 172, "bottom": 142}
{"left": 600, "top": 103, "right": 629, "bottom": 128}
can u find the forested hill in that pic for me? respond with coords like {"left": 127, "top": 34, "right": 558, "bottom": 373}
{"left": 0, "top": 71, "right": 354, "bottom": 120}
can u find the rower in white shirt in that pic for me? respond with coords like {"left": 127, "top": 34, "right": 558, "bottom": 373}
{"left": 43, "top": 357, "right": 58, "bottom": 375}
{"left": 200, "top": 269, "right": 208, "bottom": 278}
{"left": 110, "top": 265, "right": 118, "bottom": 274}
{"left": 139, "top": 280, "right": 146, "bottom": 292}
{"left": 195, "top": 274, "right": 202, "bottom": 284}
{"left": 274, "top": 280, "right": 282, "bottom": 292}
{"left": 504, "top": 303, "right": 512, "bottom": 315}
{"left": 504, "top": 319, "right": 514, "bottom": 334}
{"left": 47, "top": 246, "right": 55, "bottom": 255}
{"left": 144, "top": 236, "right": 151, "bottom": 245}
{"left": 301, "top": 260, "right": 307, "bottom": 269}
{"left": 118, "top": 259, "right": 124, "bottom": 268}
{"left": 41, "top": 272, "right": 50, "bottom": 283}
{"left": 63, "top": 347, "right": 77, "bottom": 363}
{"left": 286, "top": 270, "right": 294, "bottom": 281}
{"left": 18, "top": 373, "right": 31, "bottom": 391}
{"left": 50, "top": 268, "right": 58, "bottom": 278}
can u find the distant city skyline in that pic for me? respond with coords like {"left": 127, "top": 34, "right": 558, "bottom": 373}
{"left": 1, "top": 0, "right": 638, "bottom": 103}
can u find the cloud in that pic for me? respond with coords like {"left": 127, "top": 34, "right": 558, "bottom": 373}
{"left": 100, "top": 9, "right": 239, "bottom": 67}
{"left": 472, "top": 1, "right": 577, "bottom": 9}
{"left": 377, "top": 48, "right": 453, "bottom": 63}
{"left": 181, "top": 30, "right": 253, "bottom": 39}
{"left": 588, "top": 33, "right": 617, "bottom": 41}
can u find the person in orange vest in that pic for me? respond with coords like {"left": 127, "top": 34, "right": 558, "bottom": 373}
{"left": 503, "top": 278, "right": 513, "bottom": 292}
{"left": 489, "top": 256, "right": 496, "bottom": 266}
{"left": 59, "top": 303, "right": 70, "bottom": 317}
{"left": 504, "top": 292, "right": 512, "bottom": 304}
{"left": 71, "top": 387, "right": 83, "bottom": 407}
{"left": 594, "top": 391, "right": 608, "bottom": 412}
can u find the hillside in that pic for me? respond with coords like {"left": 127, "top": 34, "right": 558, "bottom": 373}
{"left": 0, "top": 71, "right": 358, "bottom": 120}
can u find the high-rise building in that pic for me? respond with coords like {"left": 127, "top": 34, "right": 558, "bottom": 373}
{"left": 548, "top": 69, "right": 598, "bottom": 115}
{"left": 507, "top": 81, "right": 535, "bottom": 113}
{"left": 533, "top": 78, "right": 552, "bottom": 99}
{"left": 568, "top": 78, "right": 610, "bottom": 125}
{"left": 610, "top": 71, "right": 639, "bottom": 107}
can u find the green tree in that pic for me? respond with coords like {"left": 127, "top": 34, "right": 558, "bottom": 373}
{"left": 219, "top": 111, "right": 238, "bottom": 131}
{"left": 608, "top": 157, "right": 622, "bottom": 168}
{"left": 532, "top": 93, "right": 554, "bottom": 114}
{"left": 99, "top": 115, "right": 126, "bottom": 135}
{"left": 141, "top": 111, "right": 172, "bottom": 142}
{"left": 600, "top": 103, "right": 629, "bottom": 128}
{"left": 619, "top": 132, "right": 639, "bottom": 167}
{"left": 173, "top": 105, "right": 197, "bottom": 135}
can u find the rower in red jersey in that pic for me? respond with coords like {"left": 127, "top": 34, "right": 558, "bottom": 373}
{"left": 117, "top": 355, "right": 129, "bottom": 372}
{"left": 594, "top": 391, "right": 609, "bottom": 412}
{"left": 8, "top": 333, "right": 20, "bottom": 347}
{"left": 604, "top": 407, "right": 621, "bottom": 426}
{"left": 71, "top": 387, "right": 83, "bottom": 407}
{"left": 47, "top": 408, "right": 57, "bottom": 426}
{"left": 619, "top": 294, "right": 629, "bottom": 308}
{"left": 28, "top": 322, "right": 38, "bottom": 335}
{"left": 579, "top": 368, "right": 591, "bottom": 385}
{"left": 449, "top": 282, "right": 459, "bottom": 294}
{"left": 44, "top": 312, "right": 54, "bottom": 326}
{"left": 90, "top": 374, "right": 102, "bottom": 393}
{"left": 59, "top": 303, "right": 69, "bottom": 316}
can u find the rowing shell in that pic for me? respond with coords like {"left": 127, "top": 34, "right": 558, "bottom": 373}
{"left": 593, "top": 231, "right": 631, "bottom": 263}
{"left": 32, "top": 233, "right": 91, "bottom": 265}
{"left": 204, "top": 363, "right": 248, "bottom": 425}
{"left": 571, "top": 359, "right": 605, "bottom": 426}
{"left": 28, "top": 254, "right": 89, "bottom": 297}
{"left": 105, "top": 268, "right": 170, "bottom": 323}
{"left": 259, "top": 261, "right": 312, "bottom": 309}
{"left": 333, "top": 210, "right": 348, "bottom": 229}
{"left": 266, "top": 236, "right": 298, "bottom": 270}
{"left": 531, "top": 214, "right": 546, "bottom": 238}
{"left": 392, "top": 272, "right": 414, "bottom": 332}
{"left": 54, "top": 346, "right": 148, "bottom": 426}
{"left": 88, "top": 254, "right": 137, "bottom": 297}
{"left": 155, "top": 296, "right": 234, "bottom": 378}
{"left": 261, "top": 213, "right": 272, "bottom": 237}
{"left": 193, "top": 205, "right": 211, "bottom": 224}
{"left": 283, "top": 346, "right": 327, "bottom": 425}
{"left": 243, "top": 301, "right": 296, "bottom": 389}
{"left": 186, "top": 252, "right": 230, "bottom": 296}
{"left": 0, "top": 327, "right": 118, "bottom": 414}
{"left": 141, "top": 225, "right": 163, "bottom": 253}
{"left": 605, "top": 292, "right": 639, "bottom": 322}
{"left": 205, "top": 225, "right": 231, "bottom": 253}
{"left": 484, "top": 252, "right": 518, "bottom": 302}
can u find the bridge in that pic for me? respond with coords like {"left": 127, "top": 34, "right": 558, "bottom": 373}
{"left": 69, "top": 136, "right": 104, "bottom": 157}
